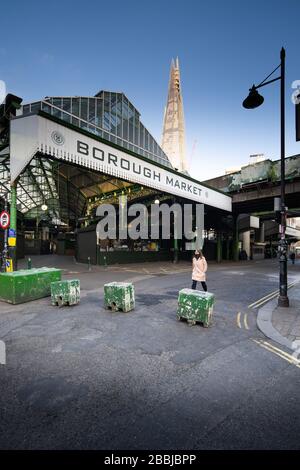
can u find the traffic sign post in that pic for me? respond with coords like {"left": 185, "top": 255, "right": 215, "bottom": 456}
{"left": 8, "top": 182, "right": 18, "bottom": 271}
{"left": 0, "top": 203, "right": 9, "bottom": 272}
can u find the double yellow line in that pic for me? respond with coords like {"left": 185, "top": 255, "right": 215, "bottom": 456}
{"left": 236, "top": 312, "right": 249, "bottom": 330}
{"left": 248, "top": 280, "right": 299, "bottom": 309}
{"left": 253, "top": 339, "right": 300, "bottom": 367}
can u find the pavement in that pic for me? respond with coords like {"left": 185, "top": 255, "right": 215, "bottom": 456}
{"left": 257, "top": 261, "right": 300, "bottom": 352}
{"left": 273, "top": 289, "right": 300, "bottom": 343}
{"left": 1, "top": 255, "right": 300, "bottom": 450}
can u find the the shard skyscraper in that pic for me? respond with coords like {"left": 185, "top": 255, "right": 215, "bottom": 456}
{"left": 161, "top": 57, "right": 187, "bottom": 173}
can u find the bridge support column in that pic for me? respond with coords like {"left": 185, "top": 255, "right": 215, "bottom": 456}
{"left": 233, "top": 217, "right": 239, "bottom": 261}
{"left": 258, "top": 222, "right": 265, "bottom": 243}
{"left": 217, "top": 232, "right": 222, "bottom": 263}
{"left": 226, "top": 237, "right": 230, "bottom": 260}
{"left": 242, "top": 230, "right": 251, "bottom": 260}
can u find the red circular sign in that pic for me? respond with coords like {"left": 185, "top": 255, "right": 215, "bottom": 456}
{"left": 0, "top": 211, "right": 10, "bottom": 229}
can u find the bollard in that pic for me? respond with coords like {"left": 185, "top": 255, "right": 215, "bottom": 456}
{"left": 51, "top": 279, "right": 80, "bottom": 307}
{"left": 177, "top": 289, "right": 215, "bottom": 327}
{"left": 104, "top": 282, "right": 135, "bottom": 312}
{"left": 87, "top": 256, "right": 91, "bottom": 271}
{"left": 103, "top": 255, "right": 107, "bottom": 269}
{"left": 27, "top": 257, "right": 32, "bottom": 270}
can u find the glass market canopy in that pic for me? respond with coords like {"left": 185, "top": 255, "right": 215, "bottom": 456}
{"left": 22, "top": 91, "right": 172, "bottom": 169}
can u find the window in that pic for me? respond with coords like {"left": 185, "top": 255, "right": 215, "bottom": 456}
{"left": 95, "top": 128, "right": 103, "bottom": 138}
{"left": 52, "top": 106, "right": 61, "bottom": 119}
{"left": 30, "top": 102, "right": 42, "bottom": 114}
{"left": 88, "top": 125, "right": 97, "bottom": 135}
{"left": 122, "top": 98, "right": 129, "bottom": 140}
{"left": 103, "top": 92, "right": 110, "bottom": 131}
{"left": 116, "top": 94, "right": 122, "bottom": 138}
{"left": 110, "top": 93, "right": 117, "bottom": 134}
{"left": 88, "top": 98, "right": 96, "bottom": 124}
{"left": 134, "top": 112, "right": 139, "bottom": 146}
{"left": 62, "top": 98, "right": 71, "bottom": 113}
{"left": 41, "top": 103, "right": 52, "bottom": 114}
{"left": 139, "top": 125, "right": 144, "bottom": 149}
{"left": 71, "top": 98, "right": 80, "bottom": 117}
{"left": 80, "top": 98, "right": 88, "bottom": 121}
{"left": 22, "top": 105, "right": 30, "bottom": 115}
{"left": 144, "top": 130, "right": 149, "bottom": 151}
{"left": 72, "top": 117, "right": 80, "bottom": 127}
{"left": 128, "top": 103, "right": 134, "bottom": 143}
{"left": 80, "top": 120, "right": 89, "bottom": 131}
{"left": 149, "top": 136, "right": 154, "bottom": 155}
{"left": 96, "top": 98, "right": 103, "bottom": 127}
{"left": 61, "top": 111, "right": 71, "bottom": 123}
{"left": 53, "top": 98, "right": 62, "bottom": 108}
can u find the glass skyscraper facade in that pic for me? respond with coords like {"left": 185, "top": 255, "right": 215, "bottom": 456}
{"left": 21, "top": 91, "right": 172, "bottom": 168}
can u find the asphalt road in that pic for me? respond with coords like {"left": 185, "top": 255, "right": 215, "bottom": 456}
{"left": 0, "top": 256, "right": 300, "bottom": 450}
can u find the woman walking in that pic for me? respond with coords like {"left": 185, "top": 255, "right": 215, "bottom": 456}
{"left": 191, "top": 250, "right": 208, "bottom": 292}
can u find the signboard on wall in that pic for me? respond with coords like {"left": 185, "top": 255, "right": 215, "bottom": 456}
{"left": 10, "top": 114, "right": 232, "bottom": 212}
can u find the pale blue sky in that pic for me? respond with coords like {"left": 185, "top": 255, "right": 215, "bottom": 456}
{"left": 1, "top": 0, "right": 299, "bottom": 179}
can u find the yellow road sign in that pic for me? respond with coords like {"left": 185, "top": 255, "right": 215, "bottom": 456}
{"left": 8, "top": 237, "right": 16, "bottom": 247}
{"left": 5, "top": 258, "right": 13, "bottom": 272}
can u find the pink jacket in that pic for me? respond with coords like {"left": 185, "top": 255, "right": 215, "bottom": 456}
{"left": 192, "top": 256, "right": 207, "bottom": 282}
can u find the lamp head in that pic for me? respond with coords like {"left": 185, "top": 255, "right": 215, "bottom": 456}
{"left": 243, "top": 85, "right": 264, "bottom": 109}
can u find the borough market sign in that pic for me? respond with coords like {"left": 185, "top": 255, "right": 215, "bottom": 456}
{"left": 10, "top": 114, "right": 231, "bottom": 212}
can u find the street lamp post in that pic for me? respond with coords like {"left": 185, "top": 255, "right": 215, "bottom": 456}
{"left": 242, "top": 47, "right": 289, "bottom": 307}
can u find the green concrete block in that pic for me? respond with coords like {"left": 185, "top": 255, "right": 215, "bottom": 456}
{"left": 0, "top": 267, "right": 62, "bottom": 304}
{"left": 51, "top": 279, "right": 80, "bottom": 307}
{"left": 177, "top": 288, "right": 215, "bottom": 327}
{"left": 104, "top": 282, "right": 135, "bottom": 313}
